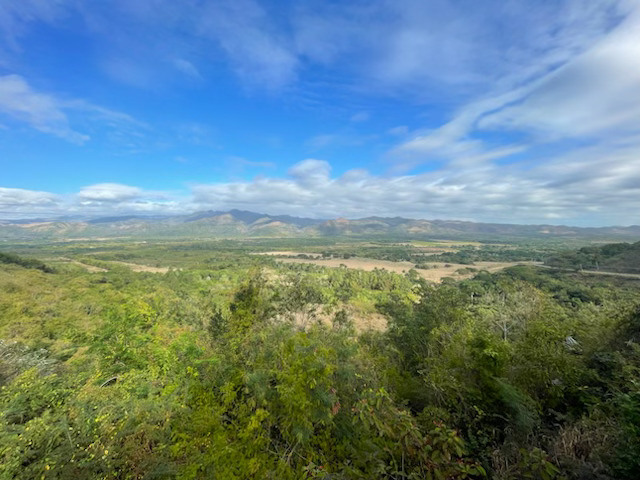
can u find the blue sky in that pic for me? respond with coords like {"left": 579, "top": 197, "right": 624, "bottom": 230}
{"left": 1, "top": 0, "right": 640, "bottom": 226}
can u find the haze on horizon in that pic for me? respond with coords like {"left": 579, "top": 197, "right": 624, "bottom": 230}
{"left": 1, "top": 0, "right": 640, "bottom": 227}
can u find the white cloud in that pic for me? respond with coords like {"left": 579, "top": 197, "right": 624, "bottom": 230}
{"left": 0, "top": 74, "right": 89, "bottom": 144}
{"left": 1, "top": 2, "right": 639, "bottom": 227}
{"left": 388, "top": 2, "right": 640, "bottom": 172}
{"left": 0, "top": 187, "right": 63, "bottom": 219}
{"left": 0, "top": 74, "right": 144, "bottom": 144}
{"left": 0, "top": 187, "right": 59, "bottom": 208}
{"left": 288, "top": 159, "right": 331, "bottom": 186}
{"left": 0, "top": 183, "right": 183, "bottom": 219}
{"left": 70, "top": 182, "right": 183, "bottom": 216}
{"left": 189, "top": 155, "right": 640, "bottom": 226}
{"left": 478, "top": 6, "right": 640, "bottom": 140}
{"left": 2, "top": 147, "right": 639, "bottom": 225}
{"left": 77, "top": 183, "right": 143, "bottom": 202}
{"left": 3, "top": 0, "right": 628, "bottom": 97}
{"left": 291, "top": 0, "right": 628, "bottom": 98}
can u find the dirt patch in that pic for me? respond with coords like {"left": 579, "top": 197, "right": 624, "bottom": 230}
{"left": 253, "top": 251, "right": 323, "bottom": 258}
{"left": 108, "top": 261, "right": 170, "bottom": 273}
{"left": 350, "top": 311, "right": 387, "bottom": 332}
{"left": 55, "top": 257, "right": 168, "bottom": 273}
{"left": 418, "top": 261, "right": 542, "bottom": 282}
{"left": 279, "top": 306, "right": 388, "bottom": 333}
{"left": 278, "top": 257, "right": 417, "bottom": 274}
{"left": 276, "top": 257, "right": 539, "bottom": 283}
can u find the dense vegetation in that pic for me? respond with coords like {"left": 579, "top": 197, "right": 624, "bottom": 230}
{"left": 0, "top": 252, "right": 55, "bottom": 273}
{"left": 0, "top": 239, "right": 639, "bottom": 479}
{"left": 546, "top": 241, "right": 640, "bottom": 273}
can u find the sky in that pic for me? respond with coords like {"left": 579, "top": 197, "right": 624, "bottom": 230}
{"left": 1, "top": 0, "right": 640, "bottom": 226}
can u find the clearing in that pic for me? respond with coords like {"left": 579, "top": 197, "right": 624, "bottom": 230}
{"left": 253, "top": 251, "right": 323, "bottom": 258}
{"left": 275, "top": 257, "right": 539, "bottom": 282}
{"left": 108, "top": 261, "right": 171, "bottom": 273}
{"left": 55, "top": 257, "right": 108, "bottom": 273}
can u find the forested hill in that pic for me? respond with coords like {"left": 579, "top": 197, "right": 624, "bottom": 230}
{"left": 2, "top": 209, "right": 640, "bottom": 241}
{"left": 546, "top": 241, "right": 640, "bottom": 273}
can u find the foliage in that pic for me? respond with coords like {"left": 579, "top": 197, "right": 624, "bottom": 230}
{"left": 0, "top": 252, "right": 55, "bottom": 273}
{"left": 0, "top": 239, "right": 639, "bottom": 478}
{"left": 546, "top": 240, "right": 640, "bottom": 273}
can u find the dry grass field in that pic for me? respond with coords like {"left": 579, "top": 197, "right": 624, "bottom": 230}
{"left": 276, "top": 257, "right": 540, "bottom": 282}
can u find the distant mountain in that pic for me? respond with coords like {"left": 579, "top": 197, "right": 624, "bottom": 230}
{"left": 183, "top": 209, "right": 323, "bottom": 228}
{"left": 1, "top": 210, "right": 639, "bottom": 242}
{"left": 314, "top": 217, "right": 640, "bottom": 240}
{"left": 88, "top": 215, "right": 173, "bottom": 224}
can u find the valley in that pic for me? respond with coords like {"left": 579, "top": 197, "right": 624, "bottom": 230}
{"left": 1, "top": 224, "right": 640, "bottom": 479}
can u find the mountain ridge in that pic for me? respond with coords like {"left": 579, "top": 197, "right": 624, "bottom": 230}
{"left": 1, "top": 210, "right": 639, "bottom": 241}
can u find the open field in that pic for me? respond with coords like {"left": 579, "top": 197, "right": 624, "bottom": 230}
{"left": 275, "top": 256, "right": 540, "bottom": 282}
{"left": 252, "top": 251, "right": 323, "bottom": 258}
{"left": 56, "top": 257, "right": 108, "bottom": 273}
{"left": 51, "top": 257, "right": 170, "bottom": 273}
{"left": 409, "top": 240, "right": 486, "bottom": 247}
{"left": 108, "top": 261, "right": 171, "bottom": 273}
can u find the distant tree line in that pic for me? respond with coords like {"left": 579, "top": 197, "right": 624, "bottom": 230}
{"left": 0, "top": 252, "right": 54, "bottom": 273}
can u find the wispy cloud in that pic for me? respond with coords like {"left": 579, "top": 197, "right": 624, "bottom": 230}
{"left": 291, "top": 0, "right": 629, "bottom": 96}
{"left": 349, "top": 111, "right": 369, "bottom": 123}
{"left": 478, "top": 6, "right": 640, "bottom": 140}
{"left": 170, "top": 58, "right": 203, "bottom": 81}
{"left": 0, "top": 74, "right": 89, "bottom": 144}
{"left": 3, "top": 0, "right": 629, "bottom": 97}
{"left": 0, "top": 74, "right": 145, "bottom": 144}
{"left": 68, "top": 0, "right": 300, "bottom": 91}
{"left": 388, "top": 1, "right": 640, "bottom": 173}
{"left": 306, "top": 132, "right": 379, "bottom": 152}
{"left": 0, "top": 0, "right": 69, "bottom": 52}
{"left": 196, "top": 0, "right": 298, "bottom": 90}
{"left": 227, "top": 156, "right": 276, "bottom": 169}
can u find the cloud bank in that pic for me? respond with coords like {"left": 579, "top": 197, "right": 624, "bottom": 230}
{"left": 3, "top": 153, "right": 639, "bottom": 226}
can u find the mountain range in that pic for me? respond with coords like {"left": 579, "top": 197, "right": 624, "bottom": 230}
{"left": 1, "top": 209, "right": 639, "bottom": 242}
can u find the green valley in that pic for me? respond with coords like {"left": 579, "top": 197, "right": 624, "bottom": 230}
{"left": 1, "top": 234, "right": 639, "bottom": 479}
